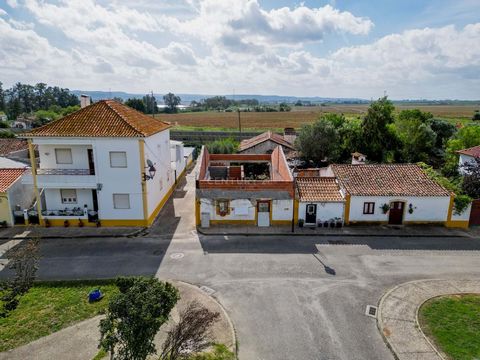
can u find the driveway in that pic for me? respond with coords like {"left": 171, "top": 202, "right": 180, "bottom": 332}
{"left": 2, "top": 167, "right": 480, "bottom": 360}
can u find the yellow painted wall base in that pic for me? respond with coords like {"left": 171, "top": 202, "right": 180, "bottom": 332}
{"left": 210, "top": 219, "right": 256, "bottom": 225}
{"left": 271, "top": 220, "right": 292, "bottom": 225}
{"left": 445, "top": 220, "right": 470, "bottom": 229}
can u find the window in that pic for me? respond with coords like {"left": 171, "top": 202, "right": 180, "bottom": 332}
{"left": 110, "top": 152, "right": 127, "bottom": 168}
{"left": 55, "top": 148, "right": 72, "bottom": 164}
{"left": 61, "top": 189, "right": 77, "bottom": 204}
{"left": 216, "top": 200, "right": 230, "bottom": 216}
{"left": 363, "top": 202, "right": 375, "bottom": 215}
{"left": 113, "top": 194, "right": 130, "bottom": 209}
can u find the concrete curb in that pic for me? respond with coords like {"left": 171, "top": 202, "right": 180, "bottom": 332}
{"left": 0, "top": 227, "right": 147, "bottom": 240}
{"left": 197, "top": 228, "right": 470, "bottom": 238}
{"left": 376, "top": 279, "right": 480, "bottom": 360}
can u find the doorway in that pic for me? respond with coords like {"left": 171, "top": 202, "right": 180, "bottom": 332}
{"left": 87, "top": 149, "right": 95, "bottom": 175}
{"left": 257, "top": 200, "right": 270, "bottom": 227}
{"left": 388, "top": 201, "right": 405, "bottom": 225}
{"left": 305, "top": 204, "right": 317, "bottom": 224}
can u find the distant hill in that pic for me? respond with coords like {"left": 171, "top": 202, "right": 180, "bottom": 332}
{"left": 72, "top": 90, "right": 480, "bottom": 106}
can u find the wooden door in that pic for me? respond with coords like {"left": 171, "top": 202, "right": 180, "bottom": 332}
{"left": 469, "top": 199, "right": 480, "bottom": 226}
{"left": 389, "top": 201, "right": 405, "bottom": 225}
{"left": 305, "top": 204, "right": 317, "bottom": 224}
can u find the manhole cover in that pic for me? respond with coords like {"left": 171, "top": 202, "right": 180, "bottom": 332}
{"left": 365, "top": 305, "right": 377, "bottom": 318}
{"left": 170, "top": 252, "right": 184, "bottom": 259}
{"left": 200, "top": 286, "right": 215, "bottom": 295}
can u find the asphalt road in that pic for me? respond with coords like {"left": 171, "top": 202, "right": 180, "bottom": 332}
{"left": 3, "top": 233, "right": 480, "bottom": 360}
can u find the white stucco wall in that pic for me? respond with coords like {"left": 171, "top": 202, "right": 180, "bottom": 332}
{"left": 38, "top": 144, "right": 90, "bottom": 170}
{"left": 144, "top": 130, "right": 174, "bottom": 217}
{"left": 200, "top": 198, "right": 256, "bottom": 221}
{"left": 272, "top": 199, "right": 293, "bottom": 221}
{"left": 8, "top": 175, "right": 35, "bottom": 212}
{"left": 451, "top": 202, "right": 472, "bottom": 222}
{"left": 44, "top": 188, "right": 94, "bottom": 212}
{"left": 348, "top": 196, "right": 450, "bottom": 223}
{"left": 458, "top": 154, "right": 476, "bottom": 174}
{"left": 299, "top": 202, "right": 344, "bottom": 224}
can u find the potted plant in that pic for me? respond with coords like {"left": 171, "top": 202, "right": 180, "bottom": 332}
{"left": 78, "top": 219, "right": 84, "bottom": 227}
{"left": 63, "top": 220, "right": 70, "bottom": 227}
{"left": 44, "top": 219, "right": 51, "bottom": 228}
{"left": 298, "top": 219, "right": 304, "bottom": 228}
{"left": 95, "top": 219, "right": 101, "bottom": 227}
{"left": 380, "top": 203, "right": 390, "bottom": 214}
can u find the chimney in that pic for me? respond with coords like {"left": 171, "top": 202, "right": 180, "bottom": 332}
{"left": 351, "top": 152, "right": 366, "bottom": 165}
{"left": 283, "top": 127, "right": 296, "bottom": 144}
{"left": 80, "top": 94, "right": 91, "bottom": 108}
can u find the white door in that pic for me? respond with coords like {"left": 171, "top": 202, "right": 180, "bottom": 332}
{"left": 257, "top": 201, "right": 270, "bottom": 227}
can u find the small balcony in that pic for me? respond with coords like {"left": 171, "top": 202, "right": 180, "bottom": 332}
{"left": 37, "top": 169, "right": 95, "bottom": 175}
{"left": 33, "top": 168, "right": 97, "bottom": 189}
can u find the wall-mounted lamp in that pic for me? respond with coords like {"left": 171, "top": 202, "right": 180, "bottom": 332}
{"left": 143, "top": 159, "right": 156, "bottom": 181}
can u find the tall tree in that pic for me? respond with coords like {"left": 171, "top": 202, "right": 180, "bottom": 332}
{"left": 361, "top": 97, "right": 397, "bottom": 162}
{"left": 296, "top": 117, "right": 340, "bottom": 164}
{"left": 462, "top": 158, "right": 480, "bottom": 199}
{"left": 142, "top": 94, "right": 158, "bottom": 115}
{"left": 163, "top": 92, "right": 181, "bottom": 113}
{"left": 125, "top": 98, "right": 146, "bottom": 113}
{"left": 99, "top": 277, "right": 179, "bottom": 360}
{"left": 0, "top": 81, "right": 5, "bottom": 111}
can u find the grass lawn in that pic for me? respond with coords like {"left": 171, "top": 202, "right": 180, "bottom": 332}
{"left": 419, "top": 294, "right": 480, "bottom": 360}
{"left": 0, "top": 280, "right": 118, "bottom": 352}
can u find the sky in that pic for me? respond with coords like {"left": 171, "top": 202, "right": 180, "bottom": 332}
{"left": 0, "top": 0, "right": 480, "bottom": 99}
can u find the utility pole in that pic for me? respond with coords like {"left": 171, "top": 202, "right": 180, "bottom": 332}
{"left": 237, "top": 109, "right": 241, "bottom": 133}
{"left": 151, "top": 90, "right": 155, "bottom": 118}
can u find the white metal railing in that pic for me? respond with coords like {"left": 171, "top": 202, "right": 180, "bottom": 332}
{"left": 37, "top": 168, "right": 94, "bottom": 175}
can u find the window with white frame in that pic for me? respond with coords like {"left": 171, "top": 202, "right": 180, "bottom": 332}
{"left": 61, "top": 189, "right": 77, "bottom": 204}
{"left": 113, "top": 194, "right": 130, "bottom": 209}
{"left": 109, "top": 152, "right": 127, "bottom": 168}
{"left": 55, "top": 148, "right": 73, "bottom": 164}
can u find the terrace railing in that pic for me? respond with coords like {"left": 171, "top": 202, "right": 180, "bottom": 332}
{"left": 36, "top": 168, "right": 94, "bottom": 175}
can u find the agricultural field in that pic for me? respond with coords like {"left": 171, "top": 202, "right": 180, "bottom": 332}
{"left": 156, "top": 104, "right": 480, "bottom": 131}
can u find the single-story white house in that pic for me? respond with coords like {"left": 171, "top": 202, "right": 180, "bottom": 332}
{"left": 457, "top": 145, "right": 480, "bottom": 174}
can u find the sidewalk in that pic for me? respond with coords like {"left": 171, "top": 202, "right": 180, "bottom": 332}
{"left": 377, "top": 279, "right": 480, "bottom": 360}
{"left": 198, "top": 224, "right": 478, "bottom": 238}
{"left": 0, "top": 280, "right": 236, "bottom": 360}
{"left": 0, "top": 225, "right": 146, "bottom": 240}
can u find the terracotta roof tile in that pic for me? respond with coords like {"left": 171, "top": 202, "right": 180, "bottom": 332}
{"left": 23, "top": 100, "right": 170, "bottom": 138}
{"left": 296, "top": 177, "right": 344, "bottom": 202}
{"left": 0, "top": 139, "right": 29, "bottom": 156}
{"left": 457, "top": 145, "right": 480, "bottom": 158}
{"left": 239, "top": 131, "right": 294, "bottom": 152}
{"left": 0, "top": 168, "right": 26, "bottom": 192}
{"left": 332, "top": 164, "right": 450, "bottom": 197}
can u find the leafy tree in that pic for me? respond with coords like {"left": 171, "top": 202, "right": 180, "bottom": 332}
{"left": 6, "top": 96, "right": 22, "bottom": 121}
{"left": 278, "top": 102, "right": 291, "bottom": 112}
{"left": 125, "top": 98, "right": 146, "bottom": 113}
{"left": 0, "top": 82, "right": 4, "bottom": 111}
{"left": 61, "top": 105, "right": 80, "bottom": 116}
{"left": 395, "top": 109, "right": 436, "bottom": 162}
{"left": 206, "top": 138, "right": 238, "bottom": 154}
{"left": 462, "top": 158, "right": 480, "bottom": 199}
{"left": 472, "top": 110, "right": 480, "bottom": 121}
{"left": 296, "top": 117, "right": 340, "bottom": 164}
{"left": 429, "top": 118, "right": 457, "bottom": 148}
{"left": 0, "top": 131, "right": 15, "bottom": 138}
{"left": 34, "top": 110, "right": 60, "bottom": 127}
{"left": 142, "top": 94, "right": 158, "bottom": 115}
{"left": 99, "top": 277, "right": 179, "bottom": 360}
{"left": 360, "top": 97, "right": 397, "bottom": 162}
{"left": 163, "top": 92, "right": 181, "bottom": 113}
{"left": 337, "top": 118, "right": 363, "bottom": 162}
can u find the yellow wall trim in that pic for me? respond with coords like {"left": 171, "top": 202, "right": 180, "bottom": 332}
{"left": 445, "top": 220, "right": 470, "bottom": 229}
{"left": 271, "top": 220, "right": 291, "bottom": 225}
{"left": 195, "top": 199, "right": 201, "bottom": 226}
{"left": 210, "top": 219, "right": 256, "bottom": 225}
{"left": 293, "top": 199, "right": 299, "bottom": 224}
{"left": 344, "top": 193, "right": 351, "bottom": 225}
{"left": 139, "top": 140, "right": 149, "bottom": 221}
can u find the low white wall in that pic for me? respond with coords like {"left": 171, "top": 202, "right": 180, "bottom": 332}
{"left": 272, "top": 199, "right": 293, "bottom": 221}
{"left": 348, "top": 196, "right": 450, "bottom": 223}
{"left": 44, "top": 188, "right": 94, "bottom": 211}
{"left": 200, "top": 198, "right": 255, "bottom": 221}
{"left": 299, "top": 202, "right": 344, "bottom": 224}
{"left": 451, "top": 202, "right": 471, "bottom": 222}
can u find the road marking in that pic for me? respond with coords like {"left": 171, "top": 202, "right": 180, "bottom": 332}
{"left": 14, "top": 231, "right": 31, "bottom": 238}
{"left": 170, "top": 252, "right": 185, "bottom": 259}
{"left": 0, "top": 239, "right": 24, "bottom": 271}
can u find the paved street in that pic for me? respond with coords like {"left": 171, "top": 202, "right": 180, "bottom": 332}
{"left": 1, "top": 170, "right": 480, "bottom": 360}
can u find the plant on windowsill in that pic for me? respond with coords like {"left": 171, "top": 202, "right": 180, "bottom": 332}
{"left": 380, "top": 203, "right": 390, "bottom": 214}
{"left": 298, "top": 219, "right": 304, "bottom": 227}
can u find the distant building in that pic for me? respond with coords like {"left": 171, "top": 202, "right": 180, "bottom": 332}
{"left": 457, "top": 145, "right": 480, "bottom": 174}
{"left": 12, "top": 115, "right": 35, "bottom": 130}
{"left": 239, "top": 130, "right": 295, "bottom": 155}
{"left": 0, "top": 138, "right": 32, "bottom": 164}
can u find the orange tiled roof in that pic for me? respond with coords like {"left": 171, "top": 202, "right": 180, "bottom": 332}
{"left": 457, "top": 145, "right": 480, "bottom": 158}
{"left": 0, "top": 168, "right": 26, "bottom": 192}
{"left": 331, "top": 164, "right": 450, "bottom": 197}
{"left": 297, "top": 177, "right": 344, "bottom": 202}
{"left": 239, "top": 131, "right": 294, "bottom": 152}
{"left": 0, "top": 139, "right": 29, "bottom": 156}
{"left": 23, "top": 100, "right": 170, "bottom": 138}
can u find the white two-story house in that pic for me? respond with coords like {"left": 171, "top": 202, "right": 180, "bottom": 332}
{"left": 23, "top": 99, "right": 174, "bottom": 227}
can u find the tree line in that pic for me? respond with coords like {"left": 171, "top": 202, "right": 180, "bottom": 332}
{"left": 0, "top": 82, "right": 79, "bottom": 121}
